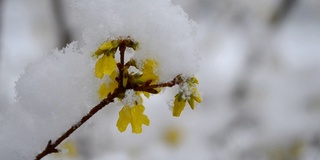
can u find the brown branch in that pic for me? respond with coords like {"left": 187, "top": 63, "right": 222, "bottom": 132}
{"left": 35, "top": 88, "right": 121, "bottom": 160}
{"left": 116, "top": 41, "right": 126, "bottom": 89}
{"left": 133, "top": 75, "right": 181, "bottom": 92}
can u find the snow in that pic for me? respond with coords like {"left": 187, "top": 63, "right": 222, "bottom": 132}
{"left": 122, "top": 89, "right": 141, "bottom": 107}
{"left": 72, "top": 0, "right": 199, "bottom": 82}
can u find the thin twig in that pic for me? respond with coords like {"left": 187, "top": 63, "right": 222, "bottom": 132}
{"left": 35, "top": 88, "right": 120, "bottom": 160}
{"left": 133, "top": 75, "right": 180, "bottom": 92}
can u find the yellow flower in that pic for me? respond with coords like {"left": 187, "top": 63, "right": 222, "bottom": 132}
{"left": 172, "top": 76, "right": 202, "bottom": 116}
{"left": 92, "top": 40, "right": 120, "bottom": 58}
{"left": 137, "top": 59, "right": 158, "bottom": 84}
{"left": 190, "top": 76, "right": 199, "bottom": 84}
{"left": 98, "top": 81, "right": 118, "bottom": 100}
{"left": 116, "top": 104, "right": 150, "bottom": 134}
{"left": 98, "top": 71, "right": 118, "bottom": 99}
{"left": 99, "top": 40, "right": 120, "bottom": 50}
{"left": 172, "top": 93, "right": 186, "bottom": 117}
{"left": 95, "top": 54, "right": 117, "bottom": 79}
{"left": 188, "top": 87, "right": 202, "bottom": 109}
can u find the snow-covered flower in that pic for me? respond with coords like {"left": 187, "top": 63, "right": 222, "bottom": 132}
{"left": 172, "top": 76, "right": 202, "bottom": 117}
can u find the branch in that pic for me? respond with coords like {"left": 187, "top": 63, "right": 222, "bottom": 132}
{"left": 133, "top": 75, "right": 181, "bottom": 92}
{"left": 35, "top": 88, "right": 120, "bottom": 160}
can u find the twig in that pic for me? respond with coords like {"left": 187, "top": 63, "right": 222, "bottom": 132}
{"left": 35, "top": 88, "right": 120, "bottom": 160}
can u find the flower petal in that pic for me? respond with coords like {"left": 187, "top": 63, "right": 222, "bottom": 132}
{"left": 137, "top": 59, "right": 158, "bottom": 84}
{"left": 187, "top": 98, "right": 195, "bottom": 110}
{"left": 98, "top": 83, "right": 108, "bottom": 100}
{"left": 116, "top": 105, "right": 149, "bottom": 134}
{"left": 99, "top": 40, "right": 120, "bottom": 51}
{"left": 95, "top": 53, "right": 117, "bottom": 78}
{"left": 102, "top": 54, "right": 117, "bottom": 76}
{"left": 130, "top": 104, "right": 149, "bottom": 133}
{"left": 172, "top": 93, "right": 186, "bottom": 117}
{"left": 116, "top": 106, "right": 131, "bottom": 132}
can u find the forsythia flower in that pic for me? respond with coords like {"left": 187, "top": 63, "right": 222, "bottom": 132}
{"left": 139, "top": 59, "right": 158, "bottom": 83}
{"left": 134, "top": 59, "right": 158, "bottom": 84}
{"left": 93, "top": 40, "right": 120, "bottom": 79}
{"left": 93, "top": 40, "right": 120, "bottom": 58}
{"left": 98, "top": 71, "right": 118, "bottom": 99}
{"left": 172, "top": 93, "right": 186, "bottom": 117}
{"left": 116, "top": 104, "right": 150, "bottom": 134}
{"left": 95, "top": 54, "right": 117, "bottom": 78}
{"left": 172, "top": 77, "right": 202, "bottom": 117}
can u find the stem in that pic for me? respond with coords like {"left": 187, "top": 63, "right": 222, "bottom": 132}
{"left": 35, "top": 89, "right": 121, "bottom": 160}
{"left": 133, "top": 75, "right": 180, "bottom": 92}
{"left": 117, "top": 41, "right": 126, "bottom": 89}
{"left": 119, "top": 43, "right": 125, "bottom": 69}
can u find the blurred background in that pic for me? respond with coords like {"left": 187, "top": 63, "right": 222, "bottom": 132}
{"left": 1, "top": 0, "right": 320, "bottom": 159}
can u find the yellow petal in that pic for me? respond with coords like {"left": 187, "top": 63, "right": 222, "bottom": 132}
{"left": 192, "top": 88, "right": 202, "bottom": 103}
{"left": 143, "top": 59, "right": 157, "bottom": 75}
{"left": 98, "top": 81, "right": 118, "bottom": 100}
{"left": 138, "top": 73, "right": 158, "bottom": 83}
{"left": 99, "top": 41, "right": 113, "bottom": 50}
{"left": 116, "top": 106, "right": 131, "bottom": 132}
{"left": 95, "top": 54, "right": 106, "bottom": 78}
{"left": 99, "top": 40, "right": 120, "bottom": 51}
{"left": 98, "top": 83, "right": 108, "bottom": 100}
{"left": 92, "top": 48, "right": 104, "bottom": 58}
{"left": 190, "top": 76, "right": 199, "bottom": 84}
{"left": 102, "top": 54, "right": 117, "bottom": 76}
{"left": 193, "top": 94, "right": 202, "bottom": 103}
{"left": 93, "top": 40, "right": 119, "bottom": 58}
{"left": 95, "top": 54, "right": 117, "bottom": 78}
{"left": 187, "top": 98, "right": 195, "bottom": 110}
{"left": 116, "top": 105, "right": 150, "bottom": 134}
{"left": 131, "top": 105, "right": 150, "bottom": 133}
{"left": 137, "top": 59, "right": 159, "bottom": 84}
{"left": 172, "top": 94, "right": 186, "bottom": 117}
{"left": 110, "top": 70, "right": 118, "bottom": 80}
